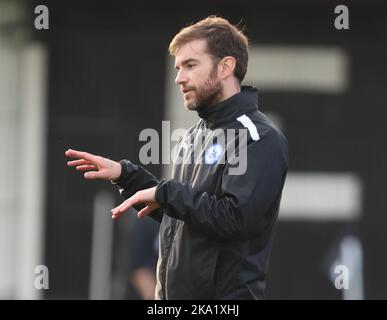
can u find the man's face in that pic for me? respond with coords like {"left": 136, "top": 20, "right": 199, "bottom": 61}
{"left": 174, "top": 39, "right": 222, "bottom": 110}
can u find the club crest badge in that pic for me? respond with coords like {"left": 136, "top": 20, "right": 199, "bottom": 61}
{"left": 205, "top": 143, "right": 223, "bottom": 164}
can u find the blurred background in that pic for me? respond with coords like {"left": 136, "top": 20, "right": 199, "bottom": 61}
{"left": 0, "top": 0, "right": 386, "bottom": 300}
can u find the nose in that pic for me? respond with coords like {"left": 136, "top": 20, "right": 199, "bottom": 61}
{"left": 175, "top": 69, "right": 187, "bottom": 85}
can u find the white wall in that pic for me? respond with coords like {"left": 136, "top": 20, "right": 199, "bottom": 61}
{"left": 0, "top": 1, "right": 47, "bottom": 299}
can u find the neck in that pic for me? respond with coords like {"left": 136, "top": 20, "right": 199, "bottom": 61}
{"left": 217, "top": 79, "right": 241, "bottom": 105}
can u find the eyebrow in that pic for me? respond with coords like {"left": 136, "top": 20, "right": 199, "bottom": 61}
{"left": 175, "top": 58, "right": 200, "bottom": 69}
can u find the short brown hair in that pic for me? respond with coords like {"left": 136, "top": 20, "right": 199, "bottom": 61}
{"left": 169, "top": 16, "right": 249, "bottom": 83}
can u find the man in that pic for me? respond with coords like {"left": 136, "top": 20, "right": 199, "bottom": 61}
{"left": 66, "top": 16, "right": 288, "bottom": 300}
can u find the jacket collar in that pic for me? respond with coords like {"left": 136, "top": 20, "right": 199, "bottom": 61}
{"left": 197, "top": 86, "right": 258, "bottom": 127}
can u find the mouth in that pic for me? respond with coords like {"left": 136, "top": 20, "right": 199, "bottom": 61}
{"left": 181, "top": 88, "right": 194, "bottom": 95}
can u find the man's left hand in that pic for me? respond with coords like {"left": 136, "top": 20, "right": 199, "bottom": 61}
{"left": 111, "top": 186, "right": 160, "bottom": 219}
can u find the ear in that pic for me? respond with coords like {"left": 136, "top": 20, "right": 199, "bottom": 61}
{"left": 218, "top": 56, "right": 237, "bottom": 80}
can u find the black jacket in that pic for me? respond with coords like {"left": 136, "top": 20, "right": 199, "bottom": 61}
{"left": 115, "top": 86, "right": 288, "bottom": 300}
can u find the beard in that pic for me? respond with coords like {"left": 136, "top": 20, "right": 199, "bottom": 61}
{"left": 184, "top": 67, "right": 222, "bottom": 111}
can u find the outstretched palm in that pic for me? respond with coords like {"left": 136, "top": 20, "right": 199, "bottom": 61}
{"left": 65, "top": 149, "right": 121, "bottom": 180}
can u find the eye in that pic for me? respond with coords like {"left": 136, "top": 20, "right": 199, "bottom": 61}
{"left": 187, "top": 64, "right": 195, "bottom": 69}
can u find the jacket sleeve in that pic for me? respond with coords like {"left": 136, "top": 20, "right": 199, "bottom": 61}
{"left": 113, "top": 160, "right": 164, "bottom": 223}
{"left": 155, "top": 131, "right": 289, "bottom": 240}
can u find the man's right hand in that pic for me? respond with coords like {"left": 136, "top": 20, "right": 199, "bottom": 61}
{"left": 65, "top": 149, "right": 122, "bottom": 181}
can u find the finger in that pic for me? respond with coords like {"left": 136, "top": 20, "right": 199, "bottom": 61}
{"left": 112, "top": 209, "right": 123, "bottom": 219}
{"left": 111, "top": 199, "right": 133, "bottom": 215}
{"left": 111, "top": 193, "right": 141, "bottom": 217}
{"left": 65, "top": 149, "right": 96, "bottom": 162}
{"left": 111, "top": 203, "right": 129, "bottom": 219}
{"left": 76, "top": 165, "right": 98, "bottom": 171}
{"left": 67, "top": 159, "right": 91, "bottom": 167}
{"left": 84, "top": 171, "right": 104, "bottom": 179}
{"left": 111, "top": 197, "right": 132, "bottom": 212}
{"left": 137, "top": 206, "right": 154, "bottom": 218}
{"left": 111, "top": 200, "right": 130, "bottom": 218}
